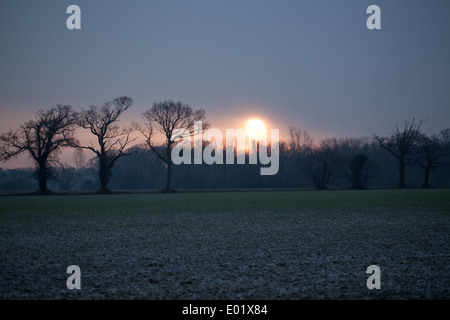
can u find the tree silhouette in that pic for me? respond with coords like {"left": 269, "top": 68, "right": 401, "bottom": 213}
{"left": 78, "top": 96, "right": 135, "bottom": 193}
{"left": 137, "top": 100, "right": 208, "bottom": 193}
{"left": 415, "top": 132, "right": 449, "bottom": 188}
{"left": 304, "top": 142, "right": 335, "bottom": 190}
{"left": 373, "top": 118, "right": 425, "bottom": 188}
{"left": 288, "top": 126, "right": 314, "bottom": 159}
{"left": 346, "top": 154, "right": 369, "bottom": 189}
{"left": 441, "top": 128, "right": 450, "bottom": 145}
{"left": 73, "top": 148, "right": 86, "bottom": 170}
{"left": 0, "top": 105, "right": 78, "bottom": 194}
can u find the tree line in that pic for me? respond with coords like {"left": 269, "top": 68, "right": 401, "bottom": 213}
{"left": 1, "top": 97, "right": 449, "bottom": 194}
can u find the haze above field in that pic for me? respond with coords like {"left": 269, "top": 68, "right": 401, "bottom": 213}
{"left": 1, "top": 0, "right": 449, "bottom": 168}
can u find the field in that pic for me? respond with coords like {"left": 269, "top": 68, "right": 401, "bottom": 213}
{"left": 0, "top": 189, "right": 449, "bottom": 300}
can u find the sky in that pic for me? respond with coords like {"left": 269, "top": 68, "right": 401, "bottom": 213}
{"left": 1, "top": 0, "right": 449, "bottom": 168}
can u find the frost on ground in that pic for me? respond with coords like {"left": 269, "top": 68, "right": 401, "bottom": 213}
{"left": 0, "top": 192, "right": 449, "bottom": 300}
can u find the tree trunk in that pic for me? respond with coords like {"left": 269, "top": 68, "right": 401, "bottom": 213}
{"left": 421, "top": 166, "right": 431, "bottom": 188}
{"left": 164, "top": 141, "right": 173, "bottom": 193}
{"left": 165, "top": 162, "right": 172, "bottom": 193}
{"left": 398, "top": 155, "right": 406, "bottom": 188}
{"left": 37, "top": 162, "right": 49, "bottom": 194}
{"left": 98, "top": 157, "right": 111, "bottom": 194}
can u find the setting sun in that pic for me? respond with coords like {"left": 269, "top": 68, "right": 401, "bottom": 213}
{"left": 246, "top": 119, "right": 266, "bottom": 141}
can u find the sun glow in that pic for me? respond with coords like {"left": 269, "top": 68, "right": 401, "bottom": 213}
{"left": 245, "top": 119, "right": 266, "bottom": 141}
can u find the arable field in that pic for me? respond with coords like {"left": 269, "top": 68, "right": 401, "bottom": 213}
{"left": 0, "top": 189, "right": 449, "bottom": 299}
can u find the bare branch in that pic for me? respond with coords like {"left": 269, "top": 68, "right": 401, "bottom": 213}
{"left": 139, "top": 100, "right": 208, "bottom": 192}
{"left": 76, "top": 96, "right": 135, "bottom": 192}
{"left": 372, "top": 117, "right": 427, "bottom": 188}
{"left": 0, "top": 105, "right": 78, "bottom": 193}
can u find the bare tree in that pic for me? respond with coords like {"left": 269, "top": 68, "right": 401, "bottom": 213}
{"left": 320, "top": 137, "right": 377, "bottom": 189}
{"left": 0, "top": 105, "right": 78, "bottom": 194}
{"left": 344, "top": 154, "right": 377, "bottom": 189}
{"left": 373, "top": 118, "right": 425, "bottom": 188}
{"left": 288, "top": 126, "right": 314, "bottom": 158}
{"left": 136, "top": 100, "right": 208, "bottom": 192}
{"left": 441, "top": 128, "right": 450, "bottom": 144}
{"left": 415, "top": 132, "right": 449, "bottom": 188}
{"left": 303, "top": 140, "right": 338, "bottom": 190}
{"left": 73, "top": 148, "right": 86, "bottom": 170}
{"left": 288, "top": 126, "right": 316, "bottom": 187}
{"left": 78, "top": 96, "right": 135, "bottom": 193}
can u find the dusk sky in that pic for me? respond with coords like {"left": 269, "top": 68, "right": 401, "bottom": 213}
{"left": 1, "top": 0, "right": 449, "bottom": 167}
